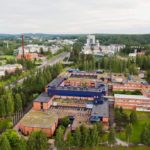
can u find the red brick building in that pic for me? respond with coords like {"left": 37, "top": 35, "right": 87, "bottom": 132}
{"left": 19, "top": 110, "right": 58, "bottom": 137}
{"left": 114, "top": 94, "right": 150, "bottom": 111}
{"left": 33, "top": 93, "right": 53, "bottom": 111}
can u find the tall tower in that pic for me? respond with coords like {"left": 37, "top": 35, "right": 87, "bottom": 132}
{"left": 22, "top": 34, "right": 25, "bottom": 58}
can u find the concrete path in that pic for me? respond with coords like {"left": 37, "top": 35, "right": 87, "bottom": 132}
{"left": 116, "top": 138, "right": 128, "bottom": 147}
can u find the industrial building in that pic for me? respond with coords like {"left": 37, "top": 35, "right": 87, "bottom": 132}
{"left": 19, "top": 71, "right": 111, "bottom": 137}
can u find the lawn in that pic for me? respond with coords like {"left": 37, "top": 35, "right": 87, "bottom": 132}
{"left": 0, "top": 55, "right": 15, "bottom": 60}
{"left": 81, "top": 146, "right": 150, "bottom": 150}
{"left": 0, "top": 55, "right": 16, "bottom": 66}
{"left": 117, "top": 110, "right": 150, "bottom": 143}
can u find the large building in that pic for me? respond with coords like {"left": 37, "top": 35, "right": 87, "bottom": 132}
{"left": 17, "top": 53, "right": 39, "bottom": 60}
{"left": 0, "top": 64, "right": 23, "bottom": 76}
{"left": 19, "top": 71, "right": 111, "bottom": 137}
{"left": 113, "top": 82, "right": 150, "bottom": 111}
{"left": 114, "top": 94, "right": 150, "bottom": 111}
{"left": 82, "top": 35, "right": 125, "bottom": 56}
{"left": 16, "top": 44, "right": 49, "bottom": 54}
{"left": 19, "top": 110, "right": 58, "bottom": 137}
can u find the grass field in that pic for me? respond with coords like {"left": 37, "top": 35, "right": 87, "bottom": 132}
{"left": 117, "top": 110, "right": 150, "bottom": 143}
{"left": 81, "top": 146, "right": 150, "bottom": 150}
{"left": 0, "top": 55, "right": 15, "bottom": 59}
{"left": 0, "top": 55, "right": 16, "bottom": 65}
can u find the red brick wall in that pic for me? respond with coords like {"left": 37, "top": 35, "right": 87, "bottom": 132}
{"left": 114, "top": 97, "right": 150, "bottom": 110}
{"left": 64, "top": 80, "right": 95, "bottom": 87}
{"left": 19, "top": 119, "right": 58, "bottom": 137}
{"left": 33, "top": 102, "right": 41, "bottom": 110}
{"left": 43, "top": 100, "right": 52, "bottom": 110}
{"left": 33, "top": 97, "right": 54, "bottom": 110}
{"left": 113, "top": 83, "right": 144, "bottom": 91}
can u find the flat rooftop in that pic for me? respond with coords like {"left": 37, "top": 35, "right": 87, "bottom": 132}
{"left": 114, "top": 94, "right": 150, "bottom": 100}
{"left": 67, "top": 77, "right": 97, "bottom": 82}
{"left": 48, "top": 85, "right": 106, "bottom": 93}
{"left": 34, "top": 92, "right": 51, "bottom": 103}
{"left": 47, "top": 77, "right": 65, "bottom": 88}
{"left": 20, "top": 110, "right": 58, "bottom": 128}
{"left": 91, "top": 101, "right": 109, "bottom": 117}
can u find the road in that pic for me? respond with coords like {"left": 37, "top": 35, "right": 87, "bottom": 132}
{"left": 5, "top": 52, "right": 70, "bottom": 89}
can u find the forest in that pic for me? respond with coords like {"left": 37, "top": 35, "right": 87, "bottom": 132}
{"left": 0, "top": 63, "right": 63, "bottom": 127}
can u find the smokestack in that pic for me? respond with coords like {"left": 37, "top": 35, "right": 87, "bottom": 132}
{"left": 22, "top": 34, "right": 25, "bottom": 58}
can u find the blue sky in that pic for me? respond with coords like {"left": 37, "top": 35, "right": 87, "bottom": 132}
{"left": 0, "top": 0, "right": 150, "bottom": 34}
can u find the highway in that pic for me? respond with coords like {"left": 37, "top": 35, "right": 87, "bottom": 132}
{"left": 5, "top": 52, "right": 70, "bottom": 89}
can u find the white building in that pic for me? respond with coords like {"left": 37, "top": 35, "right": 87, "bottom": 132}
{"left": 16, "top": 44, "right": 49, "bottom": 55}
{"left": 129, "top": 49, "right": 137, "bottom": 58}
{"left": 82, "top": 35, "right": 125, "bottom": 56}
{"left": 0, "top": 64, "right": 23, "bottom": 76}
{"left": 82, "top": 35, "right": 101, "bottom": 55}
{"left": 86, "top": 35, "right": 96, "bottom": 45}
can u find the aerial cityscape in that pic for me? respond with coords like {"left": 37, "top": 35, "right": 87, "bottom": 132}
{"left": 0, "top": 0, "right": 150, "bottom": 150}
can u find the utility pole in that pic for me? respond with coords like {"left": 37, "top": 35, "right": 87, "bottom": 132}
{"left": 22, "top": 34, "right": 25, "bottom": 59}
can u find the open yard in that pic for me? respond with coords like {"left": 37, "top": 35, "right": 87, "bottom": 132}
{"left": 53, "top": 98, "right": 90, "bottom": 108}
{"left": 81, "top": 146, "right": 150, "bottom": 150}
{"left": 49, "top": 106, "right": 92, "bottom": 129}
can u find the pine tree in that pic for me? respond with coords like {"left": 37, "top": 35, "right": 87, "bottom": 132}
{"left": 80, "top": 125, "right": 89, "bottom": 147}
{"left": 66, "top": 132, "right": 74, "bottom": 150}
{"left": 141, "top": 123, "right": 150, "bottom": 145}
{"left": 108, "top": 128, "right": 116, "bottom": 147}
{"left": 0, "top": 97, "right": 6, "bottom": 117}
{"left": 89, "top": 124, "right": 99, "bottom": 147}
{"left": 14, "top": 93, "right": 22, "bottom": 112}
{"left": 125, "top": 124, "right": 132, "bottom": 146}
{"left": 130, "top": 110, "right": 137, "bottom": 124}
{"left": 6, "top": 93, "right": 14, "bottom": 116}
{"left": 0, "top": 134, "right": 12, "bottom": 150}
{"left": 55, "top": 126, "right": 65, "bottom": 150}
{"left": 27, "top": 131, "right": 48, "bottom": 150}
{"left": 73, "top": 127, "right": 81, "bottom": 147}
{"left": 3, "top": 129, "right": 26, "bottom": 150}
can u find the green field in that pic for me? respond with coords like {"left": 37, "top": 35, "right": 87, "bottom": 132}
{"left": 81, "top": 146, "right": 150, "bottom": 150}
{"left": 117, "top": 110, "right": 150, "bottom": 143}
{"left": 0, "top": 55, "right": 16, "bottom": 65}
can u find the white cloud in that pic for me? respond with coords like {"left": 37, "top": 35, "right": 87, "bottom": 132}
{"left": 0, "top": 0, "right": 150, "bottom": 34}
